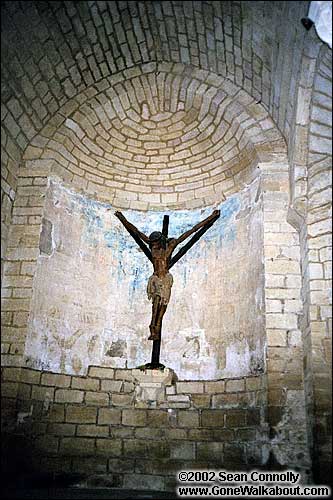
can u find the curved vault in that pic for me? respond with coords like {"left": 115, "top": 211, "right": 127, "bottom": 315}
{"left": 23, "top": 63, "right": 287, "bottom": 210}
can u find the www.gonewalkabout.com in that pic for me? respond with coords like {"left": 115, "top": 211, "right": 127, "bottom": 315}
{"left": 176, "top": 469, "right": 331, "bottom": 497}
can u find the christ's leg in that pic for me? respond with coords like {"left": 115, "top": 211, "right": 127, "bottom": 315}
{"left": 149, "top": 296, "right": 161, "bottom": 340}
{"left": 156, "top": 303, "right": 167, "bottom": 338}
{"left": 150, "top": 303, "right": 168, "bottom": 341}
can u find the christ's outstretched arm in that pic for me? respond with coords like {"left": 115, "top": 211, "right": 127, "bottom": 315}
{"left": 167, "top": 209, "right": 220, "bottom": 254}
{"left": 167, "top": 209, "right": 220, "bottom": 268}
{"left": 115, "top": 211, "right": 150, "bottom": 243}
{"left": 115, "top": 211, "right": 152, "bottom": 262}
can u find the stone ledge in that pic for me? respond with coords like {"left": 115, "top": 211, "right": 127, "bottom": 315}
{"left": 132, "top": 367, "right": 174, "bottom": 385}
{"left": 133, "top": 368, "right": 174, "bottom": 404}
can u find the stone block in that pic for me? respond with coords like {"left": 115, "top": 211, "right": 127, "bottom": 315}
{"left": 66, "top": 406, "right": 97, "bottom": 424}
{"left": 41, "top": 373, "right": 71, "bottom": 388}
{"left": 85, "top": 473, "right": 121, "bottom": 488}
{"left": 40, "top": 456, "right": 71, "bottom": 474}
{"left": 236, "top": 428, "right": 257, "bottom": 441}
{"left": 176, "top": 382, "right": 204, "bottom": 394}
{"left": 309, "top": 263, "right": 324, "bottom": 280}
{"left": 178, "top": 410, "right": 200, "bottom": 428}
{"left": 135, "top": 428, "right": 163, "bottom": 440}
{"left": 246, "top": 377, "right": 262, "bottom": 391}
{"left": 226, "top": 379, "right": 245, "bottom": 392}
{"left": 45, "top": 404, "right": 65, "bottom": 422}
{"left": 170, "top": 441, "right": 195, "bottom": 460}
{"left": 134, "top": 381, "right": 166, "bottom": 403}
{"left": 166, "top": 386, "right": 176, "bottom": 395}
{"left": 35, "top": 435, "right": 59, "bottom": 454}
{"left": 2, "top": 367, "right": 22, "bottom": 382}
{"left": 123, "top": 473, "right": 164, "bottom": 492}
{"left": 98, "top": 408, "right": 122, "bottom": 425}
{"left": 72, "top": 457, "right": 108, "bottom": 473}
{"left": 123, "top": 439, "right": 147, "bottom": 458}
{"left": 59, "top": 437, "right": 95, "bottom": 456}
{"left": 266, "top": 330, "right": 287, "bottom": 347}
{"left": 224, "top": 443, "right": 245, "bottom": 464}
{"left": 77, "top": 425, "right": 109, "bottom": 437}
{"left": 31, "top": 386, "right": 55, "bottom": 402}
{"left": 188, "top": 428, "right": 234, "bottom": 442}
{"left": 85, "top": 391, "right": 110, "bottom": 406}
{"left": 101, "top": 380, "right": 123, "bottom": 392}
{"left": 71, "top": 377, "right": 100, "bottom": 391}
{"left": 17, "top": 383, "right": 32, "bottom": 400}
{"left": 115, "top": 369, "right": 133, "bottom": 381}
{"left": 88, "top": 367, "right": 114, "bottom": 379}
{"left": 123, "top": 382, "right": 135, "bottom": 393}
{"left": 212, "top": 393, "right": 253, "bottom": 409}
{"left": 287, "top": 330, "right": 302, "bottom": 346}
{"left": 122, "top": 409, "right": 147, "bottom": 426}
{"left": 48, "top": 423, "right": 76, "bottom": 436}
{"left": 132, "top": 368, "right": 173, "bottom": 402}
{"left": 265, "top": 260, "right": 300, "bottom": 275}
{"left": 1, "top": 382, "right": 18, "bottom": 398}
{"left": 150, "top": 441, "right": 171, "bottom": 459}
{"left": 266, "top": 299, "right": 283, "bottom": 313}
{"left": 111, "top": 394, "right": 133, "bottom": 406}
{"left": 55, "top": 389, "right": 84, "bottom": 404}
{"left": 201, "top": 410, "right": 225, "bottom": 428}
{"left": 167, "top": 395, "right": 190, "bottom": 404}
{"left": 225, "top": 410, "right": 247, "bottom": 428}
{"left": 163, "top": 428, "right": 188, "bottom": 440}
{"left": 191, "top": 395, "right": 211, "bottom": 408}
{"left": 266, "top": 313, "right": 298, "bottom": 330}
{"left": 204, "top": 381, "right": 225, "bottom": 393}
{"left": 112, "top": 428, "right": 134, "bottom": 439}
{"left": 147, "top": 410, "right": 169, "bottom": 427}
{"left": 197, "top": 442, "right": 223, "bottom": 460}
{"left": 108, "top": 458, "right": 135, "bottom": 473}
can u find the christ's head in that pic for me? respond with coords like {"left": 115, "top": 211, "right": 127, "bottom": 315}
{"left": 149, "top": 231, "right": 166, "bottom": 249}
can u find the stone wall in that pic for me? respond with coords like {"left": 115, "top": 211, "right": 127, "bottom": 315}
{"left": 1, "top": 0, "right": 331, "bottom": 488}
{"left": 2, "top": 365, "right": 266, "bottom": 491}
{"left": 1, "top": 157, "right": 315, "bottom": 487}
{"left": 288, "top": 36, "right": 332, "bottom": 483}
{"left": 260, "top": 162, "right": 311, "bottom": 477}
{"left": 1, "top": 125, "right": 20, "bottom": 282}
{"left": 306, "top": 44, "right": 332, "bottom": 481}
{"left": 23, "top": 177, "right": 264, "bottom": 380}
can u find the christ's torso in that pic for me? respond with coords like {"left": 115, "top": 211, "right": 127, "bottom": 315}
{"left": 151, "top": 246, "right": 169, "bottom": 277}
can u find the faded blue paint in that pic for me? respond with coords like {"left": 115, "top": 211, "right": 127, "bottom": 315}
{"left": 65, "top": 187, "right": 242, "bottom": 292}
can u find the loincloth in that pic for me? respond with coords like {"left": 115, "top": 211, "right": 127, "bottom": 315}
{"left": 147, "top": 273, "right": 173, "bottom": 305}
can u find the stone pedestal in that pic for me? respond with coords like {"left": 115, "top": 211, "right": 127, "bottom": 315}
{"left": 132, "top": 368, "right": 174, "bottom": 406}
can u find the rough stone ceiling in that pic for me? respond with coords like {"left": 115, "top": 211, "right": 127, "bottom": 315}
{"left": 1, "top": 0, "right": 307, "bottom": 208}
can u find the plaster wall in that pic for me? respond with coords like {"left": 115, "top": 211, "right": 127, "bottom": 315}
{"left": 25, "top": 178, "right": 264, "bottom": 380}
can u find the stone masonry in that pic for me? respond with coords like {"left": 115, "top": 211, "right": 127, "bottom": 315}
{"left": 2, "top": 365, "right": 266, "bottom": 491}
{"left": 1, "top": 0, "right": 331, "bottom": 489}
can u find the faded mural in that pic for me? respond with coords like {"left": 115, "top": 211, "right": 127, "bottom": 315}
{"left": 25, "top": 178, "right": 265, "bottom": 380}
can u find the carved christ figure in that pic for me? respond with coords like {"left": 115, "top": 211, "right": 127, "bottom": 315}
{"left": 115, "top": 209, "right": 220, "bottom": 342}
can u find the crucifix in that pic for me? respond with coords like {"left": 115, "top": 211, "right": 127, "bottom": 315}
{"left": 115, "top": 209, "right": 220, "bottom": 369}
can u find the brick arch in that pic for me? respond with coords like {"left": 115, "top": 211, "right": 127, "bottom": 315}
{"left": 21, "top": 63, "right": 287, "bottom": 210}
